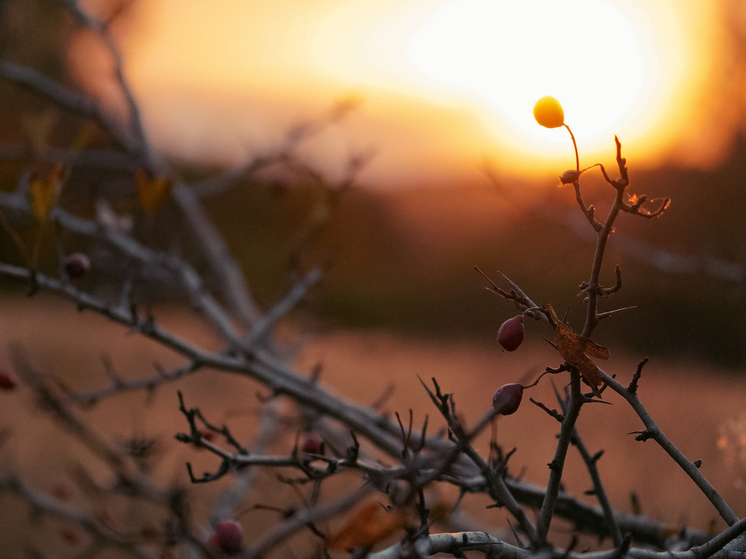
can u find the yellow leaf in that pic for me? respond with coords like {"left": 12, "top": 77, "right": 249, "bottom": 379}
{"left": 136, "top": 169, "right": 173, "bottom": 213}
{"left": 71, "top": 121, "right": 99, "bottom": 151}
{"left": 548, "top": 305, "right": 609, "bottom": 397}
{"left": 22, "top": 108, "right": 57, "bottom": 153}
{"left": 327, "top": 503, "right": 408, "bottom": 552}
{"left": 29, "top": 164, "right": 65, "bottom": 222}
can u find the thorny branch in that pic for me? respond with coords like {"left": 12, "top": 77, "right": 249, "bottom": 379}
{"left": 550, "top": 384, "right": 622, "bottom": 546}
{"left": 600, "top": 368, "right": 738, "bottom": 526}
{"left": 0, "top": 2, "right": 736, "bottom": 558}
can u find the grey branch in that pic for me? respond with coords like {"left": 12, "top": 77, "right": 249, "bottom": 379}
{"left": 0, "top": 60, "right": 136, "bottom": 155}
{"left": 243, "top": 484, "right": 374, "bottom": 559}
{"left": 0, "top": 474, "right": 156, "bottom": 559}
{"left": 368, "top": 531, "right": 529, "bottom": 559}
{"left": 600, "top": 369, "right": 738, "bottom": 525}
{"left": 368, "top": 520, "right": 746, "bottom": 559}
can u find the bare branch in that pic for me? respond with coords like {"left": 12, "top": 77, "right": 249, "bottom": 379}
{"left": 475, "top": 267, "right": 551, "bottom": 324}
{"left": 245, "top": 484, "right": 374, "bottom": 559}
{"left": 0, "top": 474, "right": 155, "bottom": 559}
{"left": 600, "top": 368, "right": 738, "bottom": 525}
{"left": 0, "top": 60, "right": 135, "bottom": 155}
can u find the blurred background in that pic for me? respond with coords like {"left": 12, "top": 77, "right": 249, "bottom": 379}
{"left": 2, "top": 0, "right": 746, "bottom": 362}
{"left": 0, "top": 0, "right": 746, "bottom": 366}
{"left": 3, "top": 0, "right": 746, "bottom": 551}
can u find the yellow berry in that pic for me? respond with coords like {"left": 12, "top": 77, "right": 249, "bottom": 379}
{"left": 533, "top": 96, "right": 565, "bottom": 128}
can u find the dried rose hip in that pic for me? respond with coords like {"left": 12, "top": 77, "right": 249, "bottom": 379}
{"left": 497, "top": 315, "right": 524, "bottom": 351}
{"left": 59, "top": 526, "right": 81, "bottom": 545}
{"left": 209, "top": 520, "right": 243, "bottom": 556}
{"left": 199, "top": 429, "right": 215, "bottom": 443}
{"left": 0, "top": 370, "right": 17, "bottom": 391}
{"left": 559, "top": 169, "right": 582, "bottom": 184}
{"left": 300, "top": 431, "right": 323, "bottom": 455}
{"left": 63, "top": 253, "right": 90, "bottom": 279}
{"left": 492, "top": 383, "right": 524, "bottom": 415}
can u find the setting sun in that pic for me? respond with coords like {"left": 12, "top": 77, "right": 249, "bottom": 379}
{"left": 126, "top": 0, "right": 723, "bottom": 183}
{"left": 405, "top": 0, "right": 645, "bottom": 142}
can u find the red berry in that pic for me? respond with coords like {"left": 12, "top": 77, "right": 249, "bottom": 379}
{"left": 300, "top": 431, "right": 323, "bottom": 455}
{"left": 51, "top": 482, "right": 71, "bottom": 501}
{"left": 63, "top": 253, "right": 90, "bottom": 279}
{"left": 59, "top": 525, "right": 81, "bottom": 545}
{"left": 492, "top": 383, "right": 523, "bottom": 415}
{"left": 209, "top": 520, "right": 243, "bottom": 556}
{"left": 0, "top": 370, "right": 17, "bottom": 391}
{"left": 199, "top": 429, "right": 215, "bottom": 442}
{"left": 497, "top": 315, "right": 524, "bottom": 351}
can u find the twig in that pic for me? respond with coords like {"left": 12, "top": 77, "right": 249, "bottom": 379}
{"left": 171, "top": 183, "right": 264, "bottom": 328}
{"left": 245, "top": 484, "right": 374, "bottom": 559}
{"left": 535, "top": 371, "right": 583, "bottom": 547}
{"left": 242, "top": 267, "right": 323, "bottom": 348}
{"left": 368, "top": 531, "right": 528, "bottom": 559}
{"left": 0, "top": 474, "right": 154, "bottom": 559}
{"left": 420, "top": 378, "right": 537, "bottom": 543}
{"left": 600, "top": 369, "right": 738, "bottom": 525}
{"left": 475, "top": 267, "right": 550, "bottom": 324}
{"left": 627, "top": 358, "right": 648, "bottom": 395}
{"left": 567, "top": 426, "right": 623, "bottom": 546}
{"left": 0, "top": 60, "right": 136, "bottom": 155}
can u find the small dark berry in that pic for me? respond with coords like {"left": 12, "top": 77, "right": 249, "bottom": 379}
{"left": 209, "top": 520, "right": 243, "bottom": 556}
{"left": 51, "top": 482, "right": 71, "bottom": 501}
{"left": 300, "top": 431, "right": 323, "bottom": 455}
{"left": 0, "top": 370, "right": 17, "bottom": 391}
{"left": 63, "top": 253, "right": 90, "bottom": 279}
{"left": 497, "top": 315, "right": 524, "bottom": 351}
{"left": 492, "top": 383, "right": 524, "bottom": 415}
{"left": 59, "top": 526, "right": 81, "bottom": 545}
{"left": 559, "top": 169, "right": 582, "bottom": 184}
{"left": 199, "top": 429, "right": 215, "bottom": 442}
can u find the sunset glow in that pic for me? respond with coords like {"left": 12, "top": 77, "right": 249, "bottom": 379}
{"left": 126, "top": 0, "right": 723, "bottom": 184}
{"left": 405, "top": 0, "right": 646, "bottom": 141}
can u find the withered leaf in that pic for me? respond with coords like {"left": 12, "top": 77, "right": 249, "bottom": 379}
{"left": 136, "top": 169, "right": 173, "bottom": 213}
{"left": 29, "top": 164, "right": 65, "bottom": 222}
{"left": 22, "top": 108, "right": 57, "bottom": 153}
{"left": 582, "top": 338, "right": 610, "bottom": 360}
{"left": 547, "top": 305, "right": 609, "bottom": 397}
{"left": 327, "top": 502, "right": 408, "bottom": 552}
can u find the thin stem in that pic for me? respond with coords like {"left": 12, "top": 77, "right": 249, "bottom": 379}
{"left": 571, "top": 430, "right": 622, "bottom": 546}
{"left": 565, "top": 124, "right": 580, "bottom": 171}
{"left": 581, "top": 184, "right": 625, "bottom": 338}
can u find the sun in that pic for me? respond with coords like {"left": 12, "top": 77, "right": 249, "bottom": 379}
{"left": 307, "top": 0, "right": 702, "bottom": 176}
{"left": 131, "top": 0, "right": 716, "bottom": 181}
{"left": 405, "top": 0, "right": 647, "bottom": 146}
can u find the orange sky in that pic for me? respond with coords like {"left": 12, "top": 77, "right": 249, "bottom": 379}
{"left": 113, "top": 0, "right": 735, "bottom": 188}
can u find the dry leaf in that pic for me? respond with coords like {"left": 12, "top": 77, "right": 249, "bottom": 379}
{"left": 71, "top": 121, "right": 99, "bottom": 151}
{"left": 327, "top": 502, "right": 408, "bottom": 551}
{"left": 136, "top": 169, "right": 173, "bottom": 213}
{"left": 22, "top": 108, "right": 58, "bottom": 153}
{"left": 29, "top": 164, "right": 65, "bottom": 222}
{"left": 548, "top": 305, "right": 609, "bottom": 397}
